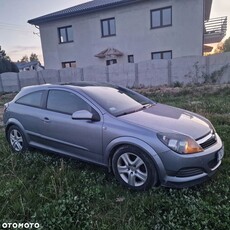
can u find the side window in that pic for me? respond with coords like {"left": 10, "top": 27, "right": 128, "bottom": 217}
{"left": 101, "top": 18, "right": 116, "bottom": 37}
{"left": 58, "top": 26, "right": 73, "bottom": 43}
{"left": 62, "top": 61, "right": 76, "bottom": 68}
{"left": 16, "top": 91, "right": 44, "bottom": 108}
{"left": 46, "top": 90, "right": 91, "bottom": 115}
{"left": 151, "top": 50, "right": 172, "bottom": 60}
{"left": 151, "top": 7, "right": 172, "bottom": 29}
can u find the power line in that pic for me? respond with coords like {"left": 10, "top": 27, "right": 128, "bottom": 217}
{"left": 0, "top": 21, "right": 37, "bottom": 33}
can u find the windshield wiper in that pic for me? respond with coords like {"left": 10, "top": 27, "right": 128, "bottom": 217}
{"left": 117, "top": 104, "right": 155, "bottom": 117}
{"left": 116, "top": 110, "right": 138, "bottom": 117}
{"left": 142, "top": 103, "right": 155, "bottom": 109}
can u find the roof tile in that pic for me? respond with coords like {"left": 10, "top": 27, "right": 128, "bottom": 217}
{"left": 28, "top": 0, "right": 138, "bottom": 25}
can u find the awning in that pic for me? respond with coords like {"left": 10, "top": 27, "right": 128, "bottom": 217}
{"left": 203, "top": 45, "right": 213, "bottom": 52}
{"left": 95, "top": 48, "right": 123, "bottom": 58}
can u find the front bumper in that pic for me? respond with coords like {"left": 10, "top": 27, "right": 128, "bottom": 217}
{"left": 157, "top": 134, "right": 224, "bottom": 188}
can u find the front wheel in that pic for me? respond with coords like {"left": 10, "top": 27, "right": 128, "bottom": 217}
{"left": 112, "top": 146, "right": 158, "bottom": 191}
{"left": 7, "top": 125, "right": 28, "bottom": 153}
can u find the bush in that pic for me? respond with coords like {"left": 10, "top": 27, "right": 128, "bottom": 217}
{"left": 0, "top": 59, "right": 19, "bottom": 74}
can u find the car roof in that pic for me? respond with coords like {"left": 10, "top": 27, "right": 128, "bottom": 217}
{"left": 20, "top": 82, "right": 115, "bottom": 91}
{"left": 14, "top": 82, "right": 118, "bottom": 100}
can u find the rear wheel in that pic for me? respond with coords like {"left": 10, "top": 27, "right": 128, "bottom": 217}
{"left": 7, "top": 125, "right": 28, "bottom": 153}
{"left": 112, "top": 146, "right": 158, "bottom": 191}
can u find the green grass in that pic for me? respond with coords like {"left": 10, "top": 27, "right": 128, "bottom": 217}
{"left": 0, "top": 85, "right": 230, "bottom": 230}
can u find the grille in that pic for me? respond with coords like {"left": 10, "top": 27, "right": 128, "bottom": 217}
{"left": 199, "top": 136, "right": 217, "bottom": 149}
{"left": 176, "top": 168, "right": 204, "bottom": 177}
{"left": 197, "top": 131, "right": 217, "bottom": 149}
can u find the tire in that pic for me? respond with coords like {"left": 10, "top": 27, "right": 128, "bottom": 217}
{"left": 112, "top": 145, "right": 158, "bottom": 191}
{"left": 7, "top": 125, "right": 28, "bottom": 153}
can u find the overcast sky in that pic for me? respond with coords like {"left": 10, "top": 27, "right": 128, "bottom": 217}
{"left": 0, "top": 0, "right": 229, "bottom": 63}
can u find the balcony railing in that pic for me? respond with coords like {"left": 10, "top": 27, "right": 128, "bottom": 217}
{"left": 204, "top": 16, "right": 227, "bottom": 44}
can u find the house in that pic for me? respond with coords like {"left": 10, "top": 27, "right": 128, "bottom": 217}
{"left": 15, "top": 61, "right": 44, "bottom": 72}
{"left": 28, "top": 0, "right": 227, "bottom": 69}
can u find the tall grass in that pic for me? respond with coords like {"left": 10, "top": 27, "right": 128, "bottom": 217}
{"left": 0, "top": 85, "right": 229, "bottom": 230}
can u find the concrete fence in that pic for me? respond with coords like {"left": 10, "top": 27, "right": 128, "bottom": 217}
{"left": 1, "top": 52, "right": 230, "bottom": 93}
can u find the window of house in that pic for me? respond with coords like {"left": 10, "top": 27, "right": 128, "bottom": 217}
{"left": 58, "top": 26, "right": 73, "bottom": 43}
{"left": 128, "top": 55, "right": 134, "bottom": 63}
{"left": 151, "top": 51, "right": 172, "bottom": 60}
{"left": 62, "top": 61, "right": 76, "bottom": 68}
{"left": 101, "top": 18, "right": 116, "bottom": 37}
{"left": 151, "top": 7, "right": 172, "bottom": 29}
{"left": 16, "top": 91, "right": 44, "bottom": 108}
{"left": 47, "top": 90, "right": 91, "bottom": 115}
{"left": 106, "top": 59, "right": 117, "bottom": 66}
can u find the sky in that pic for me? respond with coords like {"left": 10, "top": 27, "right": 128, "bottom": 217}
{"left": 0, "top": 0, "right": 230, "bottom": 64}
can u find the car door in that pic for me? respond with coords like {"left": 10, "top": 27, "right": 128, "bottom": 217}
{"left": 13, "top": 90, "right": 46, "bottom": 144}
{"left": 40, "top": 89, "right": 103, "bottom": 164}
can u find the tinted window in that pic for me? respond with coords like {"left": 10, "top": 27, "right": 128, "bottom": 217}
{"left": 16, "top": 91, "right": 44, "bottom": 108}
{"left": 47, "top": 90, "right": 91, "bottom": 115}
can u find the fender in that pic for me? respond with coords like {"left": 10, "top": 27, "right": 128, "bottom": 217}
{"left": 5, "top": 118, "right": 30, "bottom": 143}
{"left": 104, "top": 136, "right": 167, "bottom": 182}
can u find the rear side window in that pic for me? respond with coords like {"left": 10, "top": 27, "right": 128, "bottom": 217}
{"left": 16, "top": 91, "right": 44, "bottom": 108}
{"left": 46, "top": 90, "right": 91, "bottom": 115}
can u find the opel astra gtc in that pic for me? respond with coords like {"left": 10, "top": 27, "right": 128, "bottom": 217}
{"left": 3, "top": 82, "right": 224, "bottom": 190}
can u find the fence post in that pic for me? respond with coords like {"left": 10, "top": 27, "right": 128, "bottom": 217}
{"left": 134, "top": 63, "right": 139, "bottom": 87}
{"left": 80, "top": 68, "right": 84, "bottom": 81}
{"left": 168, "top": 60, "right": 172, "bottom": 86}
{"left": 106, "top": 66, "right": 109, "bottom": 83}
{"left": 205, "top": 55, "right": 210, "bottom": 77}
{"left": 17, "top": 72, "right": 21, "bottom": 90}
{"left": 0, "top": 74, "right": 3, "bottom": 92}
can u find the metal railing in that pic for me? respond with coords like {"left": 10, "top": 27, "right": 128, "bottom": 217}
{"left": 204, "top": 16, "right": 227, "bottom": 35}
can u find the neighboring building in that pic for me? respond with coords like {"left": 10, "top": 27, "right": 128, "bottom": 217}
{"left": 28, "top": 0, "right": 227, "bottom": 69}
{"left": 15, "top": 61, "right": 44, "bottom": 72}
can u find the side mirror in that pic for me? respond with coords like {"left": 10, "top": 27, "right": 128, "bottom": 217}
{"left": 72, "top": 110, "right": 93, "bottom": 120}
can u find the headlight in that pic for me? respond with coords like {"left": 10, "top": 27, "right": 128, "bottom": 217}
{"left": 157, "top": 133, "right": 203, "bottom": 154}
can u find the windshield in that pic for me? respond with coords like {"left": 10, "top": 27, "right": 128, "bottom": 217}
{"left": 82, "top": 86, "right": 154, "bottom": 116}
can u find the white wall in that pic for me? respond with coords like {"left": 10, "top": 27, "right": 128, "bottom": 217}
{"left": 39, "top": 0, "right": 204, "bottom": 69}
{"left": 1, "top": 52, "right": 230, "bottom": 93}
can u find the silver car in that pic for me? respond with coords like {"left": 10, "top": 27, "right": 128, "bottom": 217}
{"left": 3, "top": 82, "right": 224, "bottom": 190}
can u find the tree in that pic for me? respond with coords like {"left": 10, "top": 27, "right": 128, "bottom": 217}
{"left": 0, "top": 46, "right": 19, "bottom": 74}
{"left": 0, "top": 46, "right": 10, "bottom": 61}
{"left": 223, "top": 36, "right": 230, "bottom": 52}
{"left": 20, "top": 55, "right": 29, "bottom": 62}
{"left": 213, "top": 36, "right": 230, "bottom": 54}
{"left": 213, "top": 42, "right": 224, "bottom": 54}
{"left": 20, "top": 53, "right": 40, "bottom": 62}
{"left": 30, "top": 53, "right": 39, "bottom": 62}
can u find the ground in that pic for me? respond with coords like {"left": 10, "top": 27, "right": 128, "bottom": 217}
{"left": 0, "top": 84, "right": 229, "bottom": 229}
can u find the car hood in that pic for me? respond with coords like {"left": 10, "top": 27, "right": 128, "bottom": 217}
{"left": 119, "top": 103, "right": 212, "bottom": 140}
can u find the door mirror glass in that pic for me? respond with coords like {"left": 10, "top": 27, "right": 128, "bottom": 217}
{"left": 72, "top": 110, "right": 93, "bottom": 120}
